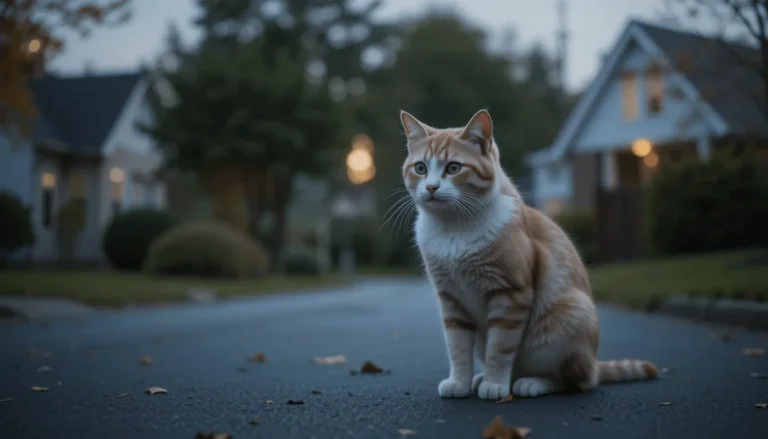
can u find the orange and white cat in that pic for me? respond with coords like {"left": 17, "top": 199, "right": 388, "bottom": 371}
{"left": 399, "top": 109, "right": 659, "bottom": 400}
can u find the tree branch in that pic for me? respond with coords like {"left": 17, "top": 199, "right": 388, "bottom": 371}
{"left": 723, "top": 0, "right": 761, "bottom": 39}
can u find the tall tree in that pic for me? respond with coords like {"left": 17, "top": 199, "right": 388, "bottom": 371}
{"left": 143, "top": 23, "right": 346, "bottom": 265}
{"left": 663, "top": 0, "right": 768, "bottom": 117}
{"left": 0, "top": 0, "right": 133, "bottom": 134}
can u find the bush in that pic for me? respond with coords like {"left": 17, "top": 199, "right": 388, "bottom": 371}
{"left": 103, "top": 208, "right": 178, "bottom": 270}
{"left": 144, "top": 220, "right": 270, "bottom": 278}
{"left": 0, "top": 192, "right": 34, "bottom": 260}
{"left": 554, "top": 210, "right": 596, "bottom": 263}
{"left": 647, "top": 154, "right": 768, "bottom": 255}
{"left": 278, "top": 247, "right": 320, "bottom": 276}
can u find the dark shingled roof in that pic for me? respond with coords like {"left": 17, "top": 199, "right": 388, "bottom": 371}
{"left": 636, "top": 21, "right": 768, "bottom": 137}
{"left": 29, "top": 72, "right": 143, "bottom": 156}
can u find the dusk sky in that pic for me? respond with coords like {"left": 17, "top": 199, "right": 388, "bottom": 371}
{"left": 50, "top": 0, "right": 673, "bottom": 92}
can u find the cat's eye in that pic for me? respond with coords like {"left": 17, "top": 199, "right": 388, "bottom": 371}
{"left": 445, "top": 162, "right": 462, "bottom": 175}
{"left": 414, "top": 162, "right": 428, "bottom": 175}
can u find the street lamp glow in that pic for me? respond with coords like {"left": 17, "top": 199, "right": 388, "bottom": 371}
{"left": 346, "top": 148, "right": 373, "bottom": 172}
{"left": 631, "top": 138, "right": 652, "bottom": 158}
{"left": 109, "top": 167, "right": 125, "bottom": 183}
{"left": 27, "top": 39, "right": 41, "bottom": 53}
{"left": 643, "top": 150, "right": 659, "bottom": 168}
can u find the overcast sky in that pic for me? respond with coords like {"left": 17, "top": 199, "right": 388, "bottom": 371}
{"left": 50, "top": 0, "right": 672, "bottom": 92}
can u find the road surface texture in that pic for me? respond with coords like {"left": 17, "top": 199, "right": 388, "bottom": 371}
{"left": 1, "top": 278, "right": 766, "bottom": 439}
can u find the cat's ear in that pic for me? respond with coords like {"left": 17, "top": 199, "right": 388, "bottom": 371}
{"left": 400, "top": 110, "right": 431, "bottom": 143}
{"left": 460, "top": 109, "right": 493, "bottom": 154}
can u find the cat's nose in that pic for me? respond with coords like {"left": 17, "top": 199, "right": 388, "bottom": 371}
{"left": 426, "top": 184, "right": 439, "bottom": 194}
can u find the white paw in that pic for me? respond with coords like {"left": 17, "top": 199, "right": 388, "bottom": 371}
{"left": 477, "top": 380, "right": 510, "bottom": 400}
{"left": 472, "top": 372, "right": 485, "bottom": 391}
{"left": 512, "top": 377, "right": 558, "bottom": 398}
{"left": 438, "top": 378, "right": 471, "bottom": 398}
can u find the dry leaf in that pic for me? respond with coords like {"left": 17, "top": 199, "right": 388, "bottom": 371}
{"left": 140, "top": 356, "right": 153, "bottom": 365}
{"left": 398, "top": 428, "right": 417, "bottom": 436}
{"left": 659, "top": 402, "right": 672, "bottom": 406}
{"left": 482, "top": 416, "right": 531, "bottom": 439}
{"left": 195, "top": 433, "right": 232, "bottom": 439}
{"left": 286, "top": 399, "right": 304, "bottom": 405}
{"left": 37, "top": 365, "right": 51, "bottom": 372}
{"left": 311, "top": 390, "right": 322, "bottom": 395}
{"left": 750, "top": 373, "right": 766, "bottom": 379}
{"left": 116, "top": 393, "right": 129, "bottom": 398}
{"left": 742, "top": 348, "right": 765, "bottom": 357}
{"left": 250, "top": 418, "right": 261, "bottom": 425}
{"left": 435, "top": 420, "right": 445, "bottom": 424}
{"left": 248, "top": 352, "right": 267, "bottom": 363}
{"left": 313, "top": 354, "right": 346, "bottom": 365}
{"left": 31, "top": 386, "right": 49, "bottom": 392}
{"left": 755, "top": 403, "right": 768, "bottom": 409}
{"left": 496, "top": 394, "right": 515, "bottom": 404}
{"left": 360, "top": 361, "right": 384, "bottom": 374}
{"left": 0, "top": 397, "right": 11, "bottom": 403}
{"left": 145, "top": 386, "right": 167, "bottom": 395}
{"left": 265, "top": 400, "right": 274, "bottom": 404}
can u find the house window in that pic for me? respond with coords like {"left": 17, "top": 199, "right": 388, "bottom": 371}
{"left": 40, "top": 172, "right": 56, "bottom": 228}
{"left": 621, "top": 72, "right": 638, "bottom": 121}
{"left": 646, "top": 65, "right": 664, "bottom": 114}
{"left": 110, "top": 167, "right": 125, "bottom": 216}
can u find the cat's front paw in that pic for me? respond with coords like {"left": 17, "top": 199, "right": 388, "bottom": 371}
{"left": 438, "top": 378, "right": 471, "bottom": 398}
{"left": 477, "top": 380, "right": 510, "bottom": 400}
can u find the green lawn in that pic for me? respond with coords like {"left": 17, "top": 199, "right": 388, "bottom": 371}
{"left": 0, "top": 270, "right": 346, "bottom": 308}
{"left": 589, "top": 248, "right": 768, "bottom": 310}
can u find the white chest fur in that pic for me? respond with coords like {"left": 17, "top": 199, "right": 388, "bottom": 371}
{"left": 415, "top": 195, "right": 518, "bottom": 261}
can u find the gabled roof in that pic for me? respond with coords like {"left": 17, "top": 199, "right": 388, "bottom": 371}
{"left": 29, "top": 71, "right": 143, "bottom": 157}
{"left": 526, "top": 19, "right": 766, "bottom": 167}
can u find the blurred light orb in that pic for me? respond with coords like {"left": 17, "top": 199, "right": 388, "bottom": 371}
{"left": 643, "top": 150, "right": 659, "bottom": 168}
{"left": 346, "top": 148, "right": 373, "bottom": 172}
{"left": 27, "top": 39, "right": 41, "bottom": 53}
{"left": 109, "top": 167, "right": 125, "bottom": 183}
{"left": 631, "top": 138, "right": 652, "bottom": 157}
{"left": 347, "top": 165, "right": 376, "bottom": 185}
{"left": 351, "top": 133, "right": 374, "bottom": 152}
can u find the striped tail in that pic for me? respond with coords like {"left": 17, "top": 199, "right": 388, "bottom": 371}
{"left": 598, "top": 359, "right": 659, "bottom": 384}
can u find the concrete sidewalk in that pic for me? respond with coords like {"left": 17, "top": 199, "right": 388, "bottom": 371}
{"left": 0, "top": 296, "right": 95, "bottom": 321}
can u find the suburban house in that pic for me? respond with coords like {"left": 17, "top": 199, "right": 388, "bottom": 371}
{"left": 525, "top": 19, "right": 768, "bottom": 261}
{"left": 0, "top": 71, "right": 167, "bottom": 264}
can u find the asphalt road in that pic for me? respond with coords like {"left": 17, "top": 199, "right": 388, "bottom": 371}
{"left": 1, "top": 277, "right": 767, "bottom": 439}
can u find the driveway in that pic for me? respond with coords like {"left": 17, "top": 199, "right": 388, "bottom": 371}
{"left": 0, "top": 278, "right": 766, "bottom": 438}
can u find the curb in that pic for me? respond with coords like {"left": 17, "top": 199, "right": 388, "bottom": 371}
{"left": 658, "top": 296, "right": 768, "bottom": 331}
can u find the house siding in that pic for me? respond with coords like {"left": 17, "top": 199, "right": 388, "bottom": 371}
{"left": 531, "top": 161, "right": 572, "bottom": 214}
{"left": 573, "top": 43, "right": 716, "bottom": 153}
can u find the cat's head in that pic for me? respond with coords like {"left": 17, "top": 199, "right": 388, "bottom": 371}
{"left": 399, "top": 109, "right": 501, "bottom": 213}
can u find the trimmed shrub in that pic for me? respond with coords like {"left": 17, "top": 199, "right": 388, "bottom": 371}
{"left": 0, "top": 192, "right": 34, "bottom": 261}
{"left": 647, "top": 154, "right": 768, "bottom": 255}
{"left": 103, "top": 208, "right": 178, "bottom": 270}
{"left": 278, "top": 246, "right": 320, "bottom": 276}
{"left": 554, "top": 210, "right": 596, "bottom": 263}
{"left": 144, "top": 220, "right": 270, "bottom": 278}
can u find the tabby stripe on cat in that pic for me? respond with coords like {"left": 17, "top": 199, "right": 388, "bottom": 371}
{"left": 438, "top": 291, "right": 476, "bottom": 331}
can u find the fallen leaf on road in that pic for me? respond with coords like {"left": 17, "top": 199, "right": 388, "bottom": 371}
{"left": 27, "top": 348, "right": 51, "bottom": 360}
{"left": 116, "top": 393, "right": 129, "bottom": 398}
{"left": 31, "top": 386, "right": 49, "bottom": 392}
{"left": 250, "top": 418, "right": 261, "bottom": 425}
{"left": 311, "top": 390, "right": 322, "bottom": 395}
{"left": 755, "top": 403, "right": 768, "bottom": 409}
{"left": 742, "top": 348, "right": 765, "bottom": 357}
{"left": 659, "top": 402, "right": 672, "bottom": 406}
{"left": 248, "top": 353, "right": 267, "bottom": 363}
{"left": 195, "top": 433, "right": 232, "bottom": 439}
{"left": 398, "top": 428, "right": 417, "bottom": 436}
{"left": 435, "top": 420, "right": 445, "bottom": 424}
{"left": 0, "top": 397, "right": 11, "bottom": 403}
{"left": 482, "top": 416, "right": 531, "bottom": 439}
{"left": 750, "top": 373, "right": 766, "bottom": 379}
{"left": 496, "top": 394, "right": 514, "bottom": 404}
{"left": 265, "top": 400, "right": 274, "bottom": 404}
{"left": 37, "top": 366, "right": 51, "bottom": 372}
{"left": 286, "top": 400, "right": 304, "bottom": 405}
{"left": 144, "top": 387, "right": 167, "bottom": 395}
{"left": 360, "top": 361, "right": 384, "bottom": 374}
{"left": 313, "top": 354, "right": 346, "bottom": 365}
{"left": 140, "top": 356, "right": 153, "bottom": 365}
